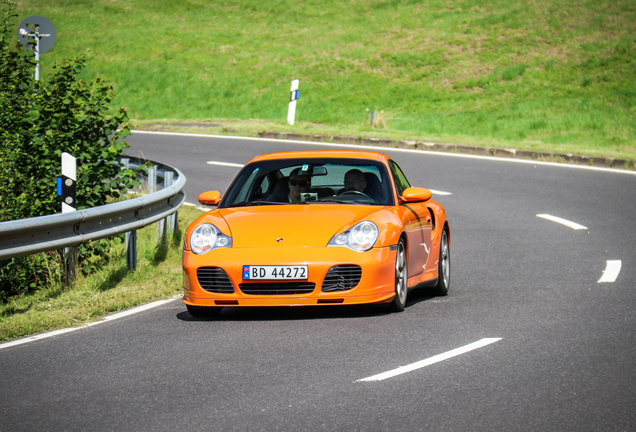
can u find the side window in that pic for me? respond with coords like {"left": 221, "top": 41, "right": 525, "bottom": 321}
{"left": 389, "top": 160, "right": 411, "bottom": 196}
{"left": 233, "top": 167, "right": 260, "bottom": 204}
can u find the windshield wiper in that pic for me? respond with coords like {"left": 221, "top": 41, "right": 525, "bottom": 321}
{"left": 227, "top": 200, "right": 286, "bottom": 208}
{"left": 316, "top": 198, "right": 361, "bottom": 204}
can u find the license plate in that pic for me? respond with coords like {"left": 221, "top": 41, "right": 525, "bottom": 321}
{"left": 243, "top": 265, "right": 308, "bottom": 280}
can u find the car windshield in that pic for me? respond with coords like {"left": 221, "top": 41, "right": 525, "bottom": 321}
{"left": 219, "top": 158, "right": 395, "bottom": 208}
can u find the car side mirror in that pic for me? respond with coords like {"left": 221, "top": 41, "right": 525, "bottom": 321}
{"left": 400, "top": 187, "right": 432, "bottom": 203}
{"left": 198, "top": 191, "right": 221, "bottom": 205}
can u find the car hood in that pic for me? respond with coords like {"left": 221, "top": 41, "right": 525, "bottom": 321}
{"left": 219, "top": 205, "right": 381, "bottom": 248}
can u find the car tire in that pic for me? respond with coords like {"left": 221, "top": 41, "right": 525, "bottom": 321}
{"left": 186, "top": 305, "right": 223, "bottom": 318}
{"left": 388, "top": 237, "right": 408, "bottom": 312}
{"left": 432, "top": 228, "right": 450, "bottom": 296}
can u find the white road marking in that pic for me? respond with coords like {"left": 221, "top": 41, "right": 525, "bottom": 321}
{"left": 131, "top": 130, "right": 636, "bottom": 177}
{"left": 207, "top": 161, "right": 244, "bottom": 168}
{"left": 598, "top": 260, "right": 622, "bottom": 283}
{"left": 183, "top": 202, "right": 212, "bottom": 212}
{"left": 0, "top": 298, "right": 179, "bottom": 350}
{"left": 537, "top": 214, "right": 588, "bottom": 230}
{"left": 356, "top": 338, "right": 502, "bottom": 382}
{"left": 429, "top": 189, "right": 452, "bottom": 196}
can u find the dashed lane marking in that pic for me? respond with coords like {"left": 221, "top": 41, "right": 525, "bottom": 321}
{"left": 183, "top": 202, "right": 212, "bottom": 212}
{"left": 429, "top": 190, "right": 452, "bottom": 196}
{"left": 537, "top": 214, "right": 588, "bottom": 230}
{"left": 206, "top": 161, "right": 244, "bottom": 168}
{"left": 356, "top": 338, "right": 502, "bottom": 382}
{"left": 598, "top": 260, "right": 622, "bottom": 283}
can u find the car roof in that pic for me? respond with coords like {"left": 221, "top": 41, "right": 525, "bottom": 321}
{"left": 247, "top": 150, "right": 390, "bottom": 164}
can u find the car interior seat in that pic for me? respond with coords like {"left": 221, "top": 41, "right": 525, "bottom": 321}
{"left": 272, "top": 177, "right": 289, "bottom": 198}
{"left": 267, "top": 176, "right": 289, "bottom": 201}
{"left": 363, "top": 172, "right": 385, "bottom": 202}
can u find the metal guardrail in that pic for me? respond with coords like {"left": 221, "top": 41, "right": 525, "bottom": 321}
{"left": 0, "top": 156, "right": 186, "bottom": 261}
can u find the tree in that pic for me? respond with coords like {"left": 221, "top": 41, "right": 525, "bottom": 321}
{"left": 0, "top": 0, "right": 140, "bottom": 297}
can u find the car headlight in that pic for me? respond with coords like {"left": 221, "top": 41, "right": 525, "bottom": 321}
{"left": 190, "top": 223, "right": 232, "bottom": 255}
{"left": 328, "top": 221, "right": 379, "bottom": 252}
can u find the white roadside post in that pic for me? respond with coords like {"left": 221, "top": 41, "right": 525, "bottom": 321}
{"left": 59, "top": 152, "right": 77, "bottom": 284}
{"left": 287, "top": 79, "right": 300, "bottom": 125}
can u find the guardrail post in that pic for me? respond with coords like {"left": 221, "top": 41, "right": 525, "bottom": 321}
{"left": 121, "top": 157, "right": 138, "bottom": 271}
{"left": 164, "top": 171, "right": 175, "bottom": 235}
{"left": 126, "top": 231, "right": 137, "bottom": 271}
{"left": 158, "top": 218, "right": 167, "bottom": 245}
{"left": 148, "top": 167, "right": 166, "bottom": 243}
{"left": 64, "top": 246, "right": 77, "bottom": 285}
{"left": 148, "top": 167, "right": 157, "bottom": 194}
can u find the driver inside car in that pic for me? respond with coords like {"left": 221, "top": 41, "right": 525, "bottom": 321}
{"left": 343, "top": 169, "right": 367, "bottom": 193}
{"left": 266, "top": 168, "right": 312, "bottom": 203}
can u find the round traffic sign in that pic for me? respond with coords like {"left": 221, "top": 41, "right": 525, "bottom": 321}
{"left": 17, "top": 16, "right": 56, "bottom": 54}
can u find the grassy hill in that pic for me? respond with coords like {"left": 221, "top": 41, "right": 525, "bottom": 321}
{"left": 14, "top": 0, "right": 636, "bottom": 159}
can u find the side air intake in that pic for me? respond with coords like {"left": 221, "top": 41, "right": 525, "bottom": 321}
{"left": 321, "top": 265, "right": 362, "bottom": 292}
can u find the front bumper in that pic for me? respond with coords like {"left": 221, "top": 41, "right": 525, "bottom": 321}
{"left": 183, "top": 246, "right": 396, "bottom": 307}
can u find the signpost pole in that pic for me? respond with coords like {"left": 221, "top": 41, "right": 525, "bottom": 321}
{"left": 34, "top": 26, "right": 39, "bottom": 81}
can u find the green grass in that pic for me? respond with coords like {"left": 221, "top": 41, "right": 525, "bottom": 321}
{"left": 13, "top": 0, "right": 636, "bottom": 159}
{"left": 0, "top": 205, "right": 203, "bottom": 342}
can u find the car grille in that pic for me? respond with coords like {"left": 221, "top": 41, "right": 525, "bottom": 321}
{"left": 321, "top": 265, "right": 362, "bottom": 292}
{"left": 239, "top": 282, "right": 316, "bottom": 295}
{"left": 197, "top": 267, "right": 235, "bottom": 294}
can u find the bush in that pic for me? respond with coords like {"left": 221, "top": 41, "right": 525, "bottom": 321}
{"left": 0, "top": 0, "right": 139, "bottom": 299}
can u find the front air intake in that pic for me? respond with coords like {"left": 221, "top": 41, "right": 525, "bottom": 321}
{"left": 197, "top": 267, "right": 235, "bottom": 294}
{"left": 239, "top": 282, "right": 316, "bottom": 295}
{"left": 321, "top": 265, "right": 362, "bottom": 292}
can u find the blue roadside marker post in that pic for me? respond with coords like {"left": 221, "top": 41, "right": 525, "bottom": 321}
{"left": 287, "top": 79, "right": 300, "bottom": 125}
{"left": 57, "top": 152, "right": 77, "bottom": 284}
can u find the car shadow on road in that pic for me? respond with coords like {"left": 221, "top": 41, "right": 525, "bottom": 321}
{"left": 176, "top": 288, "right": 437, "bottom": 322}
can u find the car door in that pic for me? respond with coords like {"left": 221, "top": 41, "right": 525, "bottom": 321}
{"left": 389, "top": 160, "right": 432, "bottom": 278}
{"left": 401, "top": 202, "right": 432, "bottom": 277}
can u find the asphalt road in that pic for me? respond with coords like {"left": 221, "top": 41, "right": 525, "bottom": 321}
{"left": 1, "top": 131, "right": 635, "bottom": 431}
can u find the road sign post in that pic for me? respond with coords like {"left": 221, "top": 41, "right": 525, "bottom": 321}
{"left": 17, "top": 16, "right": 56, "bottom": 81}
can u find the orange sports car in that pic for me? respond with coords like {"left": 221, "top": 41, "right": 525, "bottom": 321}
{"left": 182, "top": 150, "right": 450, "bottom": 316}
